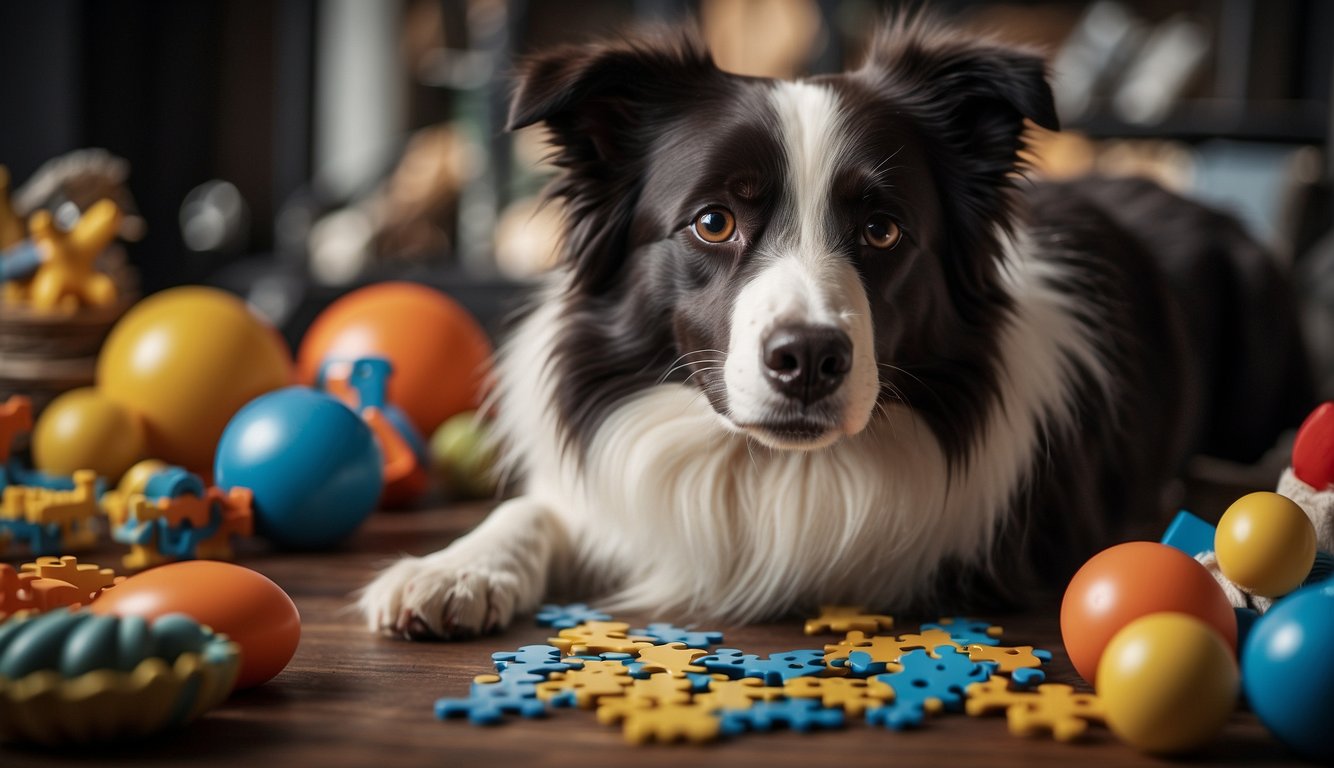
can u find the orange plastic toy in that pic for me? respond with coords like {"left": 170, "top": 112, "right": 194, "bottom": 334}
{"left": 90, "top": 560, "right": 300, "bottom": 690}
{"left": 96, "top": 286, "right": 292, "bottom": 474}
{"left": 0, "top": 395, "right": 33, "bottom": 464}
{"left": 1060, "top": 541, "right": 1237, "bottom": 685}
{"left": 296, "top": 282, "right": 492, "bottom": 436}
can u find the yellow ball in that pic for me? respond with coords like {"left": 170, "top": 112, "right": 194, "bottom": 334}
{"left": 118, "top": 458, "right": 169, "bottom": 496}
{"left": 1215, "top": 491, "right": 1316, "bottom": 598}
{"left": 1097, "top": 612, "right": 1238, "bottom": 754}
{"left": 32, "top": 387, "right": 146, "bottom": 481}
{"left": 96, "top": 287, "right": 292, "bottom": 475}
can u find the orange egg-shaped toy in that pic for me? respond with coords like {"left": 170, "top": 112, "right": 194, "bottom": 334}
{"left": 97, "top": 287, "right": 292, "bottom": 475}
{"left": 1060, "top": 541, "right": 1236, "bottom": 685}
{"left": 90, "top": 560, "right": 300, "bottom": 689}
{"left": 296, "top": 282, "right": 492, "bottom": 436}
{"left": 32, "top": 386, "right": 146, "bottom": 480}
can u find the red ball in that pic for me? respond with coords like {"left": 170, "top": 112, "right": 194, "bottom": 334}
{"left": 1060, "top": 541, "right": 1236, "bottom": 685}
{"left": 296, "top": 282, "right": 492, "bottom": 436}
{"left": 90, "top": 561, "right": 301, "bottom": 690}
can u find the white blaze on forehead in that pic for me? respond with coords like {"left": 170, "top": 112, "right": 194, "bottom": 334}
{"left": 721, "top": 80, "right": 878, "bottom": 442}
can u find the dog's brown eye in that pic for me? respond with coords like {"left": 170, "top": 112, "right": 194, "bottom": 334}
{"left": 693, "top": 208, "right": 736, "bottom": 244}
{"left": 863, "top": 214, "right": 902, "bottom": 250}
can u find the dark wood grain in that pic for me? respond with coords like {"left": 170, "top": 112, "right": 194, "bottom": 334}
{"left": 0, "top": 502, "right": 1301, "bottom": 767}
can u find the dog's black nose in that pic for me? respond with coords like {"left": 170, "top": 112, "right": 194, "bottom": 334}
{"left": 761, "top": 324, "right": 852, "bottom": 404}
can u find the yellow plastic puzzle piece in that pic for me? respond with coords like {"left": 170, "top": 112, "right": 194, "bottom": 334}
{"left": 965, "top": 644, "right": 1046, "bottom": 674}
{"left": 19, "top": 556, "right": 119, "bottom": 602}
{"left": 618, "top": 700, "right": 721, "bottom": 744}
{"left": 804, "top": 605, "right": 895, "bottom": 635}
{"left": 549, "top": 621, "right": 656, "bottom": 656}
{"left": 25, "top": 200, "right": 121, "bottom": 312}
{"left": 823, "top": 628, "right": 959, "bottom": 670}
{"left": 783, "top": 675, "right": 894, "bottom": 717}
{"left": 535, "top": 660, "right": 634, "bottom": 708}
{"left": 695, "top": 676, "right": 785, "bottom": 710}
{"left": 595, "top": 674, "right": 693, "bottom": 725}
{"left": 632, "top": 642, "right": 707, "bottom": 677}
{"left": 965, "top": 678, "right": 1105, "bottom": 742}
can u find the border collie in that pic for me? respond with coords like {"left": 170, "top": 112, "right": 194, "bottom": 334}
{"left": 360, "top": 18, "right": 1309, "bottom": 638}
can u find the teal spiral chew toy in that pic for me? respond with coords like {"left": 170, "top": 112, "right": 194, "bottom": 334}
{"left": 0, "top": 610, "right": 240, "bottom": 745}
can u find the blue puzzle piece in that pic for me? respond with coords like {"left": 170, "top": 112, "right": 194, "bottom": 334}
{"left": 492, "top": 645, "right": 584, "bottom": 678}
{"left": 696, "top": 648, "right": 826, "bottom": 685}
{"left": 569, "top": 652, "right": 633, "bottom": 663}
{"left": 434, "top": 678, "right": 546, "bottom": 725}
{"left": 836, "top": 650, "right": 889, "bottom": 677}
{"left": 1161, "top": 509, "right": 1215, "bottom": 557}
{"left": 719, "top": 699, "right": 845, "bottom": 736}
{"left": 921, "top": 617, "right": 1001, "bottom": 646}
{"left": 865, "top": 647, "right": 993, "bottom": 730}
{"left": 534, "top": 603, "right": 612, "bottom": 629}
{"left": 1011, "top": 667, "right": 1045, "bottom": 687}
{"left": 631, "top": 622, "right": 724, "bottom": 649}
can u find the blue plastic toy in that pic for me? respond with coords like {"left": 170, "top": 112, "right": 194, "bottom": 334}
{"left": 435, "top": 678, "right": 547, "bottom": 725}
{"left": 1242, "top": 582, "right": 1334, "bottom": 761}
{"left": 921, "top": 617, "right": 1001, "bottom": 647}
{"left": 534, "top": 603, "right": 611, "bottom": 629}
{"left": 214, "top": 386, "right": 383, "bottom": 549}
{"left": 1160, "top": 509, "right": 1216, "bottom": 557}
{"left": 632, "top": 622, "right": 724, "bottom": 649}
{"left": 492, "top": 645, "right": 584, "bottom": 678}
{"left": 865, "top": 647, "right": 994, "bottom": 730}
{"left": 696, "top": 649, "right": 826, "bottom": 685}
{"left": 719, "top": 699, "right": 845, "bottom": 735}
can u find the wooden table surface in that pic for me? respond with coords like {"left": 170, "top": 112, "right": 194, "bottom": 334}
{"left": 1, "top": 501, "right": 1303, "bottom": 767}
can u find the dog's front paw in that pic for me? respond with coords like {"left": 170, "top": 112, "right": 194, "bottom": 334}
{"left": 359, "top": 553, "right": 529, "bottom": 640}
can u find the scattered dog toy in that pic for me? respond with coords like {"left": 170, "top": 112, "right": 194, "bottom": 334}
{"left": 803, "top": 605, "right": 895, "bottom": 636}
{"left": 719, "top": 698, "right": 846, "bottom": 735}
{"left": 22, "top": 199, "right": 121, "bottom": 312}
{"left": 624, "top": 642, "right": 707, "bottom": 679}
{"left": 435, "top": 609, "right": 1057, "bottom": 746}
{"left": 865, "top": 647, "right": 994, "bottom": 730}
{"left": 1160, "top": 509, "right": 1216, "bottom": 557}
{"left": 782, "top": 675, "right": 894, "bottom": 716}
{"left": 0, "top": 470, "right": 101, "bottom": 556}
{"left": 0, "top": 610, "right": 240, "bottom": 745}
{"left": 102, "top": 465, "right": 254, "bottom": 570}
{"left": 823, "top": 628, "right": 959, "bottom": 674}
{"left": 536, "top": 659, "right": 636, "bottom": 709}
{"left": 965, "top": 678, "right": 1105, "bottom": 742}
{"left": 536, "top": 603, "right": 612, "bottom": 629}
{"left": 696, "top": 648, "right": 827, "bottom": 685}
{"left": 922, "top": 617, "right": 1003, "bottom": 646}
{"left": 548, "top": 621, "right": 656, "bottom": 656}
{"left": 632, "top": 622, "right": 723, "bottom": 649}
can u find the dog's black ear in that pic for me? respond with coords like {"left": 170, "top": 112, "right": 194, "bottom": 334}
{"left": 861, "top": 18, "right": 1057, "bottom": 189}
{"left": 509, "top": 31, "right": 719, "bottom": 292}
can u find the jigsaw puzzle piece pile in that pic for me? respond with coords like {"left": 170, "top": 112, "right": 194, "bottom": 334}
{"left": 433, "top": 604, "right": 1083, "bottom": 745}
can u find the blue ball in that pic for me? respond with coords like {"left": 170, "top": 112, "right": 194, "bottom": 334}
{"left": 214, "top": 386, "right": 383, "bottom": 549}
{"left": 1242, "top": 582, "right": 1334, "bottom": 760}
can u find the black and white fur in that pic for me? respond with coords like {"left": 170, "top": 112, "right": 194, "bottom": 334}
{"left": 360, "top": 19, "right": 1309, "bottom": 638}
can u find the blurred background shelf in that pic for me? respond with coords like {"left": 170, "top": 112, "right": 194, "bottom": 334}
{"left": 1, "top": 0, "right": 1331, "bottom": 392}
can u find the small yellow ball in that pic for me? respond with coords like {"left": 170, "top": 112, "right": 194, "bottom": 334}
{"left": 32, "top": 387, "right": 146, "bottom": 481}
{"left": 1097, "top": 612, "right": 1238, "bottom": 754}
{"left": 1215, "top": 491, "right": 1316, "bottom": 598}
{"left": 117, "top": 458, "right": 170, "bottom": 496}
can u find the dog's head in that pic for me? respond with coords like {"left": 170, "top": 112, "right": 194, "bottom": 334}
{"left": 511, "top": 19, "right": 1057, "bottom": 452}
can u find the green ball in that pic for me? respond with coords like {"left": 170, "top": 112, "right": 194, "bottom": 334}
{"left": 429, "top": 411, "right": 498, "bottom": 499}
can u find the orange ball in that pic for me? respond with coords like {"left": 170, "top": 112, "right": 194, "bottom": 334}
{"left": 90, "top": 561, "right": 300, "bottom": 690}
{"left": 1060, "top": 541, "right": 1236, "bottom": 685}
{"left": 296, "top": 282, "right": 492, "bottom": 436}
